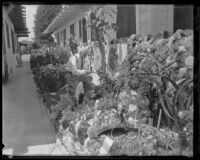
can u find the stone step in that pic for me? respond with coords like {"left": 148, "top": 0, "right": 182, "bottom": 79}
{"left": 2, "top": 143, "right": 68, "bottom": 156}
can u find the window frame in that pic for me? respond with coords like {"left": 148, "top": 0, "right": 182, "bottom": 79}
{"left": 79, "top": 19, "right": 82, "bottom": 38}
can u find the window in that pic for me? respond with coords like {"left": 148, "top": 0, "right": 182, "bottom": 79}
{"left": 79, "top": 19, "right": 82, "bottom": 38}
{"left": 117, "top": 5, "right": 136, "bottom": 38}
{"left": 11, "top": 29, "right": 15, "bottom": 53}
{"left": 70, "top": 24, "right": 75, "bottom": 36}
{"left": 6, "top": 22, "right": 10, "bottom": 48}
{"left": 63, "top": 29, "right": 66, "bottom": 46}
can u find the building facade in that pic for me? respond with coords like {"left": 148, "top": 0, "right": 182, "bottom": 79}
{"left": 44, "top": 4, "right": 193, "bottom": 47}
{"left": 2, "top": 4, "right": 29, "bottom": 83}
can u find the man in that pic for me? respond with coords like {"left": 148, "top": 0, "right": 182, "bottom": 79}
{"left": 20, "top": 45, "right": 26, "bottom": 66}
{"left": 67, "top": 37, "right": 94, "bottom": 105}
{"left": 16, "top": 44, "right": 24, "bottom": 67}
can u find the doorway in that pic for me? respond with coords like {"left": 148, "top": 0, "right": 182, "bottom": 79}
{"left": 117, "top": 5, "right": 136, "bottom": 39}
{"left": 173, "top": 5, "right": 193, "bottom": 31}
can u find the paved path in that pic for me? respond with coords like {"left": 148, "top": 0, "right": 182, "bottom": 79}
{"left": 2, "top": 54, "right": 62, "bottom": 156}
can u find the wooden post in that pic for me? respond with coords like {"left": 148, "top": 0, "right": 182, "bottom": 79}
{"left": 157, "top": 109, "right": 162, "bottom": 129}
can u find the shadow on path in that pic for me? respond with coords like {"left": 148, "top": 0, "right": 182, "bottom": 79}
{"left": 3, "top": 60, "right": 56, "bottom": 155}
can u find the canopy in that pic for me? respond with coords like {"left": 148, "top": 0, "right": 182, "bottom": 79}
{"left": 8, "top": 5, "right": 29, "bottom": 37}
{"left": 44, "top": 5, "right": 91, "bottom": 34}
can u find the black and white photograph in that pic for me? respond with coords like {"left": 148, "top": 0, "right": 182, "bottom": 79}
{"left": 2, "top": 3, "right": 194, "bottom": 157}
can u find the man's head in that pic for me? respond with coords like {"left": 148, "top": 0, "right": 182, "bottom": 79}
{"left": 79, "top": 47, "right": 89, "bottom": 59}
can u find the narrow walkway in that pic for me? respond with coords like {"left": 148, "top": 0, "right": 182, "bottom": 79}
{"left": 2, "top": 55, "right": 61, "bottom": 156}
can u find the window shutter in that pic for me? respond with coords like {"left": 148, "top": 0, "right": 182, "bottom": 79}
{"left": 11, "top": 29, "right": 15, "bottom": 53}
{"left": 82, "top": 18, "right": 87, "bottom": 43}
{"left": 79, "top": 20, "right": 82, "bottom": 38}
{"left": 63, "top": 29, "right": 66, "bottom": 46}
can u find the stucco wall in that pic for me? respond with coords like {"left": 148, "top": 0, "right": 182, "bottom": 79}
{"left": 3, "top": 7, "right": 18, "bottom": 79}
{"left": 136, "top": 5, "right": 174, "bottom": 35}
{"left": 53, "top": 5, "right": 175, "bottom": 46}
{"left": 53, "top": 5, "right": 118, "bottom": 46}
{"left": 53, "top": 9, "right": 89, "bottom": 46}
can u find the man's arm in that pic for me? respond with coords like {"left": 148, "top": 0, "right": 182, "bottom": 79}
{"left": 70, "top": 56, "right": 88, "bottom": 76}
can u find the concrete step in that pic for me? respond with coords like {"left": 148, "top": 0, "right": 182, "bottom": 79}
{"left": 2, "top": 143, "right": 68, "bottom": 156}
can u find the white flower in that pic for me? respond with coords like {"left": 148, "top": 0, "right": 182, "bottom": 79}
{"left": 88, "top": 119, "right": 94, "bottom": 126}
{"left": 118, "top": 103, "right": 123, "bottom": 110}
{"left": 185, "top": 56, "right": 193, "bottom": 67}
{"left": 128, "top": 104, "right": 138, "bottom": 112}
{"left": 95, "top": 100, "right": 99, "bottom": 108}
{"left": 128, "top": 117, "right": 134, "bottom": 124}
{"left": 171, "top": 62, "right": 178, "bottom": 68}
{"left": 131, "top": 90, "right": 138, "bottom": 96}
{"left": 178, "top": 111, "right": 184, "bottom": 119}
{"left": 165, "top": 56, "right": 172, "bottom": 64}
{"left": 179, "top": 46, "right": 186, "bottom": 52}
{"left": 119, "top": 90, "right": 127, "bottom": 98}
{"left": 177, "top": 67, "right": 187, "bottom": 79}
{"left": 147, "top": 135, "right": 153, "bottom": 139}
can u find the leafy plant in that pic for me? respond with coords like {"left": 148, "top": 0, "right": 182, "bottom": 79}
{"left": 33, "top": 64, "right": 70, "bottom": 94}
{"left": 88, "top": 6, "right": 118, "bottom": 77}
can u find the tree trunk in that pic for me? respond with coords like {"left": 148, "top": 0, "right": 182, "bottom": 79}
{"left": 96, "top": 29, "right": 106, "bottom": 76}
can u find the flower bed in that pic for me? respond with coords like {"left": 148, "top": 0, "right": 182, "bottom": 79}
{"left": 32, "top": 29, "right": 193, "bottom": 156}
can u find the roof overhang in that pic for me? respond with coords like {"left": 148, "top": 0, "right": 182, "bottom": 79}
{"left": 8, "top": 5, "right": 29, "bottom": 37}
{"left": 44, "top": 5, "right": 92, "bottom": 34}
{"left": 4, "top": 3, "right": 15, "bottom": 14}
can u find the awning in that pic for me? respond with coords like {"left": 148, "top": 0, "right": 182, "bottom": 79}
{"left": 8, "top": 5, "right": 29, "bottom": 37}
{"left": 44, "top": 5, "right": 92, "bottom": 34}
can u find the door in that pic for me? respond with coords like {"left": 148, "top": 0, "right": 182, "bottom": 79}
{"left": 82, "top": 18, "right": 87, "bottom": 43}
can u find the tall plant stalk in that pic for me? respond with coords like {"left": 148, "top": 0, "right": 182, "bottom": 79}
{"left": 88, "top": 5, "right": 117, "bottom": 77}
